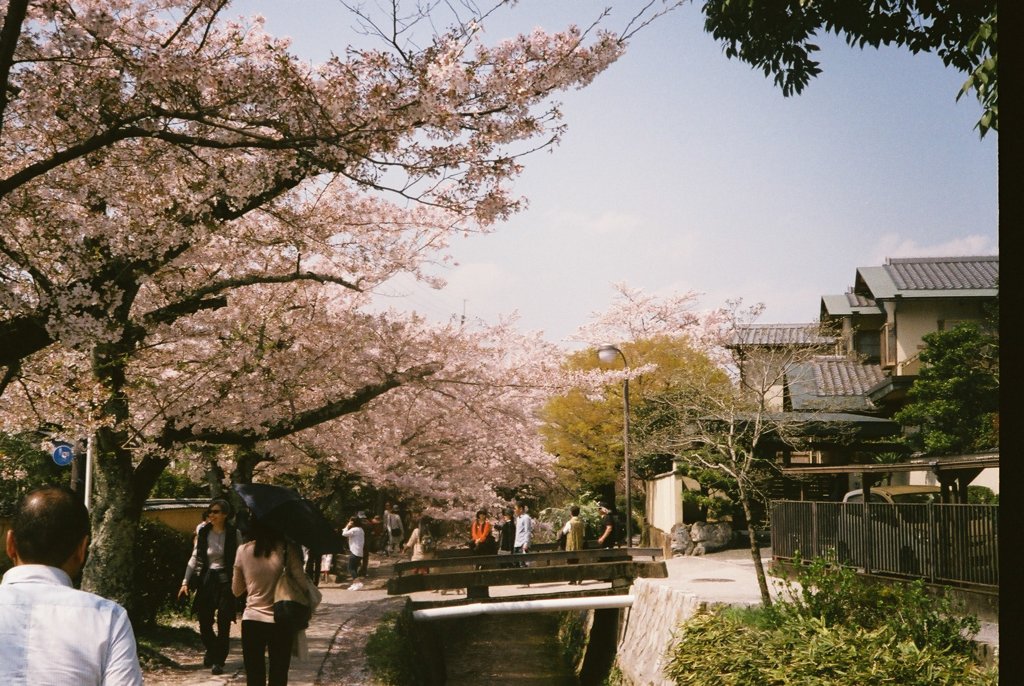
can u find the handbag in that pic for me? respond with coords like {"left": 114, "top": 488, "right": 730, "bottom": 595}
{"left": 273, "top": 544, "right": 322, "bottom": 632}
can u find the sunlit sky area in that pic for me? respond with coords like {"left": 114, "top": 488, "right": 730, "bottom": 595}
{"left": 235, "top": 0, "right": 998, "bottom": 346}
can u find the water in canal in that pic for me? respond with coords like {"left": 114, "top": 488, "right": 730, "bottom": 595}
{"left": 440, "top": 612, "right": 580, "bottom": 685}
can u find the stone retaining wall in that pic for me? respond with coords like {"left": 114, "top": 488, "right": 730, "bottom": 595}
{"left": 615, "top": 580, "right": 713, "bottom": 686}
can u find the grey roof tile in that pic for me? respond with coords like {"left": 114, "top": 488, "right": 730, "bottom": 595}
{"left": 786, "top": 356, "right": 886, "bottom": 412}
{"left": 731, "top": 324, "right": 837, "bottom": 347}
{"left": 812, "top": 356, "right": 887, "bottom": 397}
{"left": 884, "top": 256, "right": 998, "bottom": 291}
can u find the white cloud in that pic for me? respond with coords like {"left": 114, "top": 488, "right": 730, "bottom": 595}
{"left": 871, "top": 234, "right": 998, "bottom": 263}
{"left": 545, "top": 209, "right": 643, "bottom": 237}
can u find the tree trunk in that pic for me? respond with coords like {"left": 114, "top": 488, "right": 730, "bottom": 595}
{"left": 80, "top": 335, "right": 168, "bottom": 621}
{"left": 205, "top": 451, "right": 227, "bottom": 498}
{"left": 81, "top": 427, "right": 143, "bottom": 615}
{"left": 737, "top": 481, "right": 772, "bottom": 607}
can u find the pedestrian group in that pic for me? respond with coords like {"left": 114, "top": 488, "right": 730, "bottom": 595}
{"left": 0, "top": 487, "right": 618, "bottom": 686}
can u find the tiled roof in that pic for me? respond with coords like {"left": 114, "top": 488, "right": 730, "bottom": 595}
{"left": 884, "top": 256, "right": 998, "bottom": 291}
{"left": 844, "top": 291, "right": 876, "bottom": 308}
{"left": 811, "top": 357, "right": 887, "bottom": 397}
{"left": 731, "top": 324, "right": 836, "bottom": 347}
{"left": 786, "top": 356, "right": 886, "bottom": 412}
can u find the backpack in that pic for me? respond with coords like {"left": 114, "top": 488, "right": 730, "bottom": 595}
{"left": 420, "top": 528, "right": 436, "bottom": 553}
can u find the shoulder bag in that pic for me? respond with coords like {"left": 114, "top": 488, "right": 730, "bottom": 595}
{"left": 273, "top": 543, "right": 322, "bottom": 632}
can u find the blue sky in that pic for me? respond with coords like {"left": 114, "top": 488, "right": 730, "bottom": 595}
{"left": 236, "top": 0, "right": 998, "bottom": 346}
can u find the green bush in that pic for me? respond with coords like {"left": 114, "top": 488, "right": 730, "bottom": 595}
{"left": 769, "top": 555, "right": 979, "bottom": 654}
{"left": 967, "top": 485, "right": 998, "bottom": 504}
{"left": 131, "top": 518, "right": 193, "bottom": 628}
{"left": 663, "top": 555, "right": 997, "bottom": 685}
{"left": 365, "top": 611, "right": 422, "bottom": 685}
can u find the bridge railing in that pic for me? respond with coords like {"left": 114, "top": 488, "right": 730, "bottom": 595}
{"left": 392, "top": 546, "right": 663, "bottom": 577}
{"left": 387, "top": 547, "right": 666, "bottom": 596}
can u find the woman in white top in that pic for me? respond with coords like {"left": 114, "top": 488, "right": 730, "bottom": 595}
{"left": 177, "top": 498, "right": 239, "bottom": 675}
{"left": 232, "top": 516, "right": 305, "bottom": 686}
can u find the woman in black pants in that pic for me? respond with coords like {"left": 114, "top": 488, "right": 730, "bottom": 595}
{"left": 177, "top": 498, "right": 240, "bottom": 675}
{"left": 232, "top": 516, "right": 305, "bottom": 685}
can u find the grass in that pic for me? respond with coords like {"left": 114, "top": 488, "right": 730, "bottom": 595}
{"left": 134, "top": 611, "right": 203, "bottom": 671}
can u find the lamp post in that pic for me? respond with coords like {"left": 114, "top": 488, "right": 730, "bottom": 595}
{"left": 597, "top": 343, "right": 631, "bottom": 547}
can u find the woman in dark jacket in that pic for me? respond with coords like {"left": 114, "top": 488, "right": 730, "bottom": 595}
{"left": 177, "top": 498, "right": 240, "bottom": 675}
{"left": 496, "top": 508, "right": 515, "bottom": 568}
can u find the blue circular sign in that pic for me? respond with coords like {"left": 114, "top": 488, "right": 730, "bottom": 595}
{"left": 52, "top": 444, "right": 74, "bottom": 466}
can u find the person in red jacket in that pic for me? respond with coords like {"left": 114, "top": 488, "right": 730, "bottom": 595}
{"left": 470, "top": 509, "right": 496, "bottom": 555}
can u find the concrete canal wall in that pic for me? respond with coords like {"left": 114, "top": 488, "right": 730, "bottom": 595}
{"left": 615, "top": 579, "right": 718, "bottom": 686}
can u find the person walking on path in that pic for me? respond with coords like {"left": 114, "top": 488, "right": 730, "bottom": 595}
{"left": 360, "top": 513, "right": 383, "bottom": 578}
{"left": 404, "top": 515, "right": 437, "bottom": 574}
{"left": 383, "top": 503, "right": 404, "bottom": 555}
{"left": 513, "top": 502, "right": 533, "bottom": 568}
{"left": 561, "top": 505, "right": 586, "bottom": 584}
{"left": 178, "top": 497, "right": 241, "bottom": 675}
{"left": 342, "top": 514, "right": 366, "bottom": 589}
{"left": 232, "top": 516, "right": 305, "bottom": 686}
{"left": 0, "top": 485, "right": 143, "bottom": 685}
{"left": 596, "top": 502, "right": 616, "bottom": 548}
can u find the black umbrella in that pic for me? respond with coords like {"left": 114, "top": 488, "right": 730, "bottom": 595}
{"left": 233, "top": 483, "right": 346, "bottom": 553}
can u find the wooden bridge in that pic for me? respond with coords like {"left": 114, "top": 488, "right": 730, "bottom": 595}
{"left": 387, "top": 546, "right": 667, "bottom": 600}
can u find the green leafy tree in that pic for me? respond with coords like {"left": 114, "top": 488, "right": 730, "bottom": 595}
{"left": 0, "top": 432, "right": 69, "bottom": 516}
{"left": 539, "top": 336, "right": 722, "bottom": 506}
{"left": 698, "top": 0, "right": 997, "bottom": 137}
{"left": 894, "top": 322, "right": 998, "bottom": 455}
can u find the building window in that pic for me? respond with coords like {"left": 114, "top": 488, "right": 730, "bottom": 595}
{"left": 880, "top": 322, "right": 896, "bottom": 368}
{"left": 854, "top": 329, "right": 880, "bottom": 362}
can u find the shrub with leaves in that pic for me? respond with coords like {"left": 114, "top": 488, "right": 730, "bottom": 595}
{"left": 664, "top": 555, "right": 996, "bottom": 685}
{"left": 131, "top": 518, "right": 192, "bottom": 628}
{"left": 769, "top": 554, "right": 979, "bottom": 654}
{"left": 365, "top": 611, "right": 425, "bottom": 686}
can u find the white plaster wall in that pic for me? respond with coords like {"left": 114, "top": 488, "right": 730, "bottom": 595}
{"left": 909, "top": 467, "right": 999, "bottom": 494}
{"left": 894, "top": 299, "right": 988, "bottom": 370}
{"left": 646, "top": 472, "right": 683, "bottom": 534}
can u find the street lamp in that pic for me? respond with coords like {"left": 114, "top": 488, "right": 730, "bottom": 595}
{"left": 597, "top": 343, "right": 631, "bottom": 547}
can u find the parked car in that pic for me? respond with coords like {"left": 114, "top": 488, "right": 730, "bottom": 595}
{"left": 841, "top": 484, "right": 941, "bottom": 505}
{"left": 836, "top": 485, "right": 940, "bottom": 575}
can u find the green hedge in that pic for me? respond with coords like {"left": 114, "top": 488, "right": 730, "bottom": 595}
{"left": 131, "top": 518, "right": 193, "bottom": 628}
{"left": 664, "top": 556, "right": 997, "bottom": 685}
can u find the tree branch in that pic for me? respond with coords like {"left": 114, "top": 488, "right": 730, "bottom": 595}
{"left": 158, "top": 363, "right": 441, "bottom": 446}
{"left": 0, "top": 0, "right": 28, "bottom": 137}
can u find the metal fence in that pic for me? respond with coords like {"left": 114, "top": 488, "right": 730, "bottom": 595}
{"left": 771, "top": 500, "right": 999, "bottom": 589}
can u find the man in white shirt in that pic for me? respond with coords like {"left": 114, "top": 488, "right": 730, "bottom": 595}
{"left": 342, "top": 514, "right": 366, "bottom": 590}
{"left": 513, "top": 502, "right": 533, "bottom": 553}
{"left": 0, "top": 485, "right": 143, "bottom": 685}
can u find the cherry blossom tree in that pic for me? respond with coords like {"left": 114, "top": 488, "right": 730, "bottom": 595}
{"left": 0, "top": 0, "right": 671, "bottom": 610}
{"left": 261, "top": 317, "right": 568, "bottom": 515}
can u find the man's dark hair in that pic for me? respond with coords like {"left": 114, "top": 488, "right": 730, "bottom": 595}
{"left": 11, "top": 485, "right": 90, "bottom": 567}
{"left": 571, "top": 505, "right": 581, "bottom": 516}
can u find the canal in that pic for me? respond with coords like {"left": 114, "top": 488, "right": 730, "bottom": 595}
{"left": 439, "top": 613, "right": 580, "bottom": 685}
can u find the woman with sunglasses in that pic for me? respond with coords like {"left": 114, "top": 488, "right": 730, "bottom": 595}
{"left": 177, "top": 498, "right": 240, "bottom": 675}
